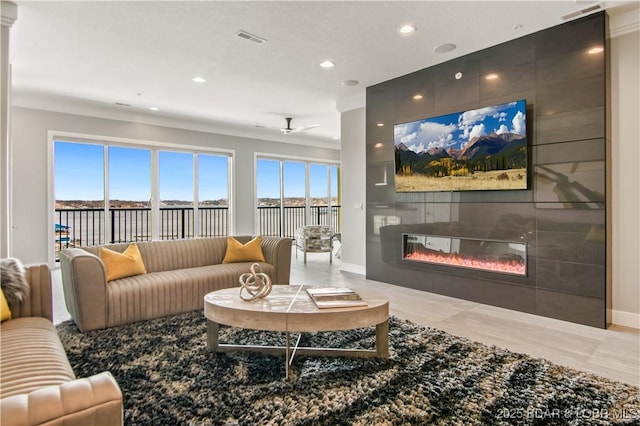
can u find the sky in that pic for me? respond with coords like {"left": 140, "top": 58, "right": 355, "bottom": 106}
{"left": 256, "top": 159, "right": 338, "bottom": 199}
{"left": 55, "top": 141, "right": 337, "bottom": 201}
{"left": 394, "top": 99, "right": 527, "bottom": 153}
{"left": 55, "top": 142, "right": 229, "bottom": 201}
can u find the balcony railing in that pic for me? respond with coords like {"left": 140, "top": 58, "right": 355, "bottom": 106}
{"left": 55, "top": 207, "right": 229, "bottom": 256}
{"left": 54, "top": 205, "right": 341, "bottom": 258}
{"left": 257, "top": 205, "right": 342, "bottom": 238}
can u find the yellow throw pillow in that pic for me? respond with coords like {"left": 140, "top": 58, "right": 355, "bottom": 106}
{"left": 99, "top": 243, "right": 147, "bottom": 281}
{"left": 222, "top": 236, "right": 265, "bottom": 264}
{"left": 0, "top": 288, "right": 12, "bottom": 321}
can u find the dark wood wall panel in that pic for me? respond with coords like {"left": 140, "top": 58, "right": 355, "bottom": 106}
{"left": 365, "top": 12, "right": 609, "bottom": 328}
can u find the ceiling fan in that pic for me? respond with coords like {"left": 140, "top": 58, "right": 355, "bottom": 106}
{"left": 256, "top": 117, "right": 319, "bottom": 135}
{"left": 280, "top": 117, "right": 319, "bottom": 135}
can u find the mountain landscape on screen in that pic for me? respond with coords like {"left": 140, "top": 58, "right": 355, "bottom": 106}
{"left": 394, "top": 100, "right": 528, "bottom": 192}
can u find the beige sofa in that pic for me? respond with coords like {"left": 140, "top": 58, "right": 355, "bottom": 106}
{"left": 0, "top": 264, "right": 123, "bottom": 426}
{"left": 60, "top": 236, "right": 292, "bottom": 332}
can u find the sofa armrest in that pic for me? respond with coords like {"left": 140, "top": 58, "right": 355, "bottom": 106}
{"left": 0, "top": 372, "right": 123, "bottom": 426}
{"left": 10, "top": 264, "right": 53, "bottom": 321}
{"left": 261, "top": 237, "right": 292, "bottom": 285}
{"left": 59, "top": 249, "right": 108, "bottom": 332}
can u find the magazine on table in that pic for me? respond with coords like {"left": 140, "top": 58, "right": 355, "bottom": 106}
{"left": 305, "top": 287, "right": 368, "bottom": 309}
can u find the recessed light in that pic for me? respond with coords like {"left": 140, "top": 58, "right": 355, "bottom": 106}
{"left": 455, "top": 72, "right": 463, "bottom": 80}
{"left": 192, "top": 76, "right": 206, "bottom": 83}
{"left": 485, "top": 74, "right": 499, "bottom": 80}
{"left": 320, "top": 60, "right": 335, "bottom": 68}
{"left": 149, "top": 106, "right": 159, "bottom": 111}
{"left": 332, "top": 136, "right": 339, "bottom": 140}
{"left": 398, "top": 24, "right": 416, "bottom": 35}
{"left": 588, "top": 46, "right": 604, "bottom": 54}
{"left": 413, "top": 94, "right": 423, "bottom": 100}
{"left": 376, "top": 123, "right": 384, "bottom": 127}
{"left": 342, "top": 80, "right": 359, "bottom": 86}
{"left": 434, "top": 43, "right": 456, "bottom": 53}
{"left": 374, "top": 142, "right": 384, "bottom": 149}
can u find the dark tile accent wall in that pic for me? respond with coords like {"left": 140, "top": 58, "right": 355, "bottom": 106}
{"left": 365, "top": 12, "right": 609, "bottom": 328}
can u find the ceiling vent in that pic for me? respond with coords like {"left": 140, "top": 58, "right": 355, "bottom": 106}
{"left": 114, "top": 102, "right": 131, "bottom": 107}
{"left": 561, "top": 3, "right": 603, "bottom": 21}
{"left": 236, "top": 30, "right": 267, "bottom": 45}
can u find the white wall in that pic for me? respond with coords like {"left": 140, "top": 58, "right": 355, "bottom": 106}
{"left": 10, "top": 107, "right": 339, "bottom": 264}
{"left": 339, "top": 107, "right": 366, "bottom": 274}
{"left": 610, "top": 11, "right": 640, "bottom": 327}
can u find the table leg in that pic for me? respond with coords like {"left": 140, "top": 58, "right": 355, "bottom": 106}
{"left": 376, "top": 319, "right": 389, "bottom": 358}
{"left": 207, "top": 320, "right": 219, "bottom": 352}
{"left": 285, "top": 331, "right": 290, "bottom": 380}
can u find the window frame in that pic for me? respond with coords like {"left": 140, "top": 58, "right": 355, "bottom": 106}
{"left": 254, "top": 152, "right": 340, "bottom": 237}
{"left": 48, "top": 131, "right": 234, "bottom": 265}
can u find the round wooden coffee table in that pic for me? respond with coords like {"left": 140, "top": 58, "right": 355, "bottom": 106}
{"left": 204, "top": 285, "right": 389, "bottom": 379}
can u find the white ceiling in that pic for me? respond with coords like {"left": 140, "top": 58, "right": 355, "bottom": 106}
{"left": 8, "top": 1, "right": 636, "bottom": 147}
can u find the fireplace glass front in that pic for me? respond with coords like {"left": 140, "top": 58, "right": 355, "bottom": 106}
{"left": 402, "top": 233, "right": 527, "bottom": 276}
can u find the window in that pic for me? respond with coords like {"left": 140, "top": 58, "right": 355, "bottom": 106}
{"left": 331, "top": 164, "right": 340, "bottom": 230}
{"left": 53, "top": 139, "right": 231, "bottom": 260}
{"left": 159, "top": 151, "right": 194, "bottom": 239}
{"left": 256, "top": 158, "right": 281, "bottom": 236}
{"left": 283, "top": 161, "right": 306, "bottom": 236}
{"left": 309, "top": 164, "right": 329, "bottom": 226}
{"left": 54, "top": 142, "right": 105, "bottom": 250}
{"left": 109, "top": 146, "right": 151, "bottom": 242}
{"left": 198, "top": 154, "right": 230, "bottom": 237}
{"left": 256, "top": 157, "right": 340, "bottom": 238}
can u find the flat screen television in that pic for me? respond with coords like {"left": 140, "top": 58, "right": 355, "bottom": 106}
{"left": 394, "top": 99, "right": 528, "bottom": 192}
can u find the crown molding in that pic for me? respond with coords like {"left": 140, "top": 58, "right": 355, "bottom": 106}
{"left": 608, "top": 4, "right": 640, "bottom": 37}
{"left": 1, "top": 1, "right": 17, "bottom": 28}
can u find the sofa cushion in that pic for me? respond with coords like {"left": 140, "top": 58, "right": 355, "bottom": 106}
{"left": 105, "top": 263, "right": 275, "bottom": 327}
{"left": 222, "top": 236, "right": 265, "bottom": 263}
{"left": 0, "top": 317, "right": 75, "bottom": 398}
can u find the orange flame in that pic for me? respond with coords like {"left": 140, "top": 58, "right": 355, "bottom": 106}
{"left": 405, "top": 251, "right": 525, "bottom": 275}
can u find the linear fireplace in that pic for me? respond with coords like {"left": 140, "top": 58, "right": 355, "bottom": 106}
{"left": 402, "top": 234, "right": 527, "bottom": 276}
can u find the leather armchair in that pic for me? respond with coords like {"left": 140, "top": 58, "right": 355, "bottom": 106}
{"left": 0, "top": 264, "right": 123, "bottom": 426}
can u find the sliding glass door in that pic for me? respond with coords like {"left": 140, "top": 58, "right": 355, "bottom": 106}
{"left": 309, "top": 164, "right": 328, "bottom": 226}
{"left": 256, "top": 157, "right": 340, "bottom": 238}
{"left": 54, "top": 140, "right": 231, "bottom": 259}
{"left": 283, "top": 161, "right": 306, "bottom": 237}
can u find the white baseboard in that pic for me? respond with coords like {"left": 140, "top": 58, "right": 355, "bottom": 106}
{"left": 339, "top": 262, "right": 366, "bottom": 275}
{"left": 611, "top": 309, "right": 640, "bottom": 329}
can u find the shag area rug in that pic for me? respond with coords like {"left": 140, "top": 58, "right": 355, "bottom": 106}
{"left": 57, "top": 311, "right": 640, "bottom": 425}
